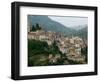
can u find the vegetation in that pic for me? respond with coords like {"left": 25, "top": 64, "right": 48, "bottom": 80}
{"left": 28, "top": 39, "right": 62, "bottom": 66}
{"left": 30, "top": 23, "right": 42, "bottom": 32}
{"left": 81, "top": 46, "right": 88, "bottom": 63}
{"left": 28, "top": 39, "right": 87, "bottom": 66}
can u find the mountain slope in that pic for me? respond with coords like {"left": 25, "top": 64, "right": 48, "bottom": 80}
{"left": 70, "top": 25, "right": 87, "bottom": 31}
{"left": 73, "top": 26, "right": 87, "bottom": 40}
{"left": 28, "top": 15, "right": 87, "bottom": 39}
{"left": 28, "top": 15, "right": 76, "bottom": 36}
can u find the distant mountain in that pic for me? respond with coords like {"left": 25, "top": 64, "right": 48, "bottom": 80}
{"left": 70, "top": 25, "right": 87, "bottom": 31}
{"left": 28, "top": 15, "right": 87, "bottom": 39}
{"left": 28, "top": 15, "right": 76, "bottom": 36}
{"left": 74, "top": 26, "right": 88, "bottom": 40}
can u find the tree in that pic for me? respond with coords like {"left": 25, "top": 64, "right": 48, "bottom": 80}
{"left": 36, "top": 23, "right": 42, "bottom": 30}
{"left": 36, "top": 23, "right": 39, "bottom": 28}
{"left": 30, "top": 23, "right": 42, "bottom": 31}
{"left": 31, "top": 25, "right": 36, "bottom": 31}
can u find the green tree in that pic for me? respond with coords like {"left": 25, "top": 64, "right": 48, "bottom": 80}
{"left": 31, "top": 25, "right": 36, "bottom": 31}
{"left": 36, "top": 23, "right": 39, "bottom": 28}
{"left": 36, "top": 23, "right": 42, "bottom": 30}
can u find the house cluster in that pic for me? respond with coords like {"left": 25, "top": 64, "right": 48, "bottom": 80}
{"left": 57, "top": 36, "right": 86, "bottom": 63}
{"left": 28, "top": 30, "right": 86, "bottom": 63}
{"left": 28, "top": 30, "right": 59, "bottom": 45}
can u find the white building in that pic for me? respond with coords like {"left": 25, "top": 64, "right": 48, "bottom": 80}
{"left": 59, "top": 47, "right": 68, "bottom": 54}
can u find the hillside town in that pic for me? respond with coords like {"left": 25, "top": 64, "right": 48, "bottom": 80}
{"left": 28, "top": 28, "right": 87, "bottom": 65}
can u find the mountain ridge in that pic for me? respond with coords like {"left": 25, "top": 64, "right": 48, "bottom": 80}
{"left": 28, "top": 15, "right": 87, "bottom": 39}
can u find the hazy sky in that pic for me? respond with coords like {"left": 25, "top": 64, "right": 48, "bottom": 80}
{"left": 48, "top": 16, "right": 88, "bottom": 27}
